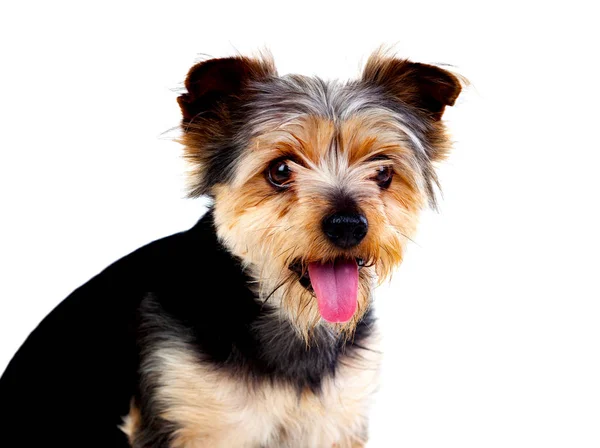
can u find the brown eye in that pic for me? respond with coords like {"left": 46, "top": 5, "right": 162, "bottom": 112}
{"left": 374, "top": 165, "right": 393, "bottom": 189}
{"left": 267, "top": 159, "right": 293, "bottom": 189}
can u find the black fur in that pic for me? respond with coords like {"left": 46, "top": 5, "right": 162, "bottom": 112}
{"left": 0, "top": 210, "right": 374, "bottom": 447}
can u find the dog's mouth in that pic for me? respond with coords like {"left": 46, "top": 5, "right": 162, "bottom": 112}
{"left": 289, "top": 257, "right": 365, "bottom": 323}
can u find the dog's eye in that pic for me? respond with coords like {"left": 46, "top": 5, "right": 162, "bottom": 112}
{"left": 374, "top": 165, "right": 393, "bottom": 189}
{"left": 267, "top": 159, "right": 293, "bottom": 189}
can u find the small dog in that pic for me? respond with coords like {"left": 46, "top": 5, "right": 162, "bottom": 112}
{"left": 0, "top": 51, "right": 461, "bottom": 447}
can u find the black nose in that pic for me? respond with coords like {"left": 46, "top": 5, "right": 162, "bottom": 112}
{"left": 322, "top": 212, "right": 368, "bottom": 249}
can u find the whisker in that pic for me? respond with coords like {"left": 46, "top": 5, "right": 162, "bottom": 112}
{"left": 350, "top": 343, "right": 383, "bottom": 354}
{"left": 247, "top": 225, "right": 286, "bottom": 233}
{"left": 261, "top": 275, "right": 292, "bottom": 307}
{"left": 276, "top": 245, "right": 297, "bottom": 260}
{"left": 397, "top": 230, "right": 419, "bottom": 246}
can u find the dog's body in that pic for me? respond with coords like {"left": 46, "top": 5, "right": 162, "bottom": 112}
{"left": 0, "top": 213, "right": 377, "bottom": 446}
{"left": 0, "top": 51, "right": 461, "bottom": 447}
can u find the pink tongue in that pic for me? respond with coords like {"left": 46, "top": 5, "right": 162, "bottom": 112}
{"left": 308, "top": 259, "right": 358, "bottom": 323}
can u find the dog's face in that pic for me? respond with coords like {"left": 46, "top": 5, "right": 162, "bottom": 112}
{"left": 177, "top": 52, "right": 461, "bottom": 338}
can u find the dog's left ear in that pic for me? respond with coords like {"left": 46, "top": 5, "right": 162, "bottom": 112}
{"left": 362, "top": 55, "right": 462, "bottom": 121}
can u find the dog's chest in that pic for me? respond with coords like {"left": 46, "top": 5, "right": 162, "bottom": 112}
{"left": 147, "top": 339, "right": 380, "bottom": 448}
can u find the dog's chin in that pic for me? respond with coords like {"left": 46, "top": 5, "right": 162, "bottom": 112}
{"left": 289, "top": 257, "right": 368, "bottom": 323}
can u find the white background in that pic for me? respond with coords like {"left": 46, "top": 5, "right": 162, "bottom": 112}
{"left": 1, "top": 1, "right": 599, "bottom": 446}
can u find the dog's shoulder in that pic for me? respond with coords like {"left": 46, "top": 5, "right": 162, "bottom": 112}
{"left": 0, "top": 216, "right": 213, "bottom": 445}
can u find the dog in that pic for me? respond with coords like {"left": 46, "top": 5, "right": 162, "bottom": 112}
{"left": 0, "top": 50, "right": 462, "bottom": 447}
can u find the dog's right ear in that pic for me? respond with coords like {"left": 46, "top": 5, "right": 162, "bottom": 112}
{"left": 177, "top": 55, "right": 276, "bottom": 197}
{"left": 177, "top": 56, "right": 276, "bottom": 123}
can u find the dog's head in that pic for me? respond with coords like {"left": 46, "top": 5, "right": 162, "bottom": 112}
{"left": 177, "top": 51, "right": 461, "bottom": 338}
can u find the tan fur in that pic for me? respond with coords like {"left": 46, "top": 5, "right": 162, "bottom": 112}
{"left": 213, "top": 114, "right": 425, "bottom": 339}
{"left": 134, "top": 332, "right": 380, "bottom": 448}
{"left": 120, "top": 399, "right": 142, "bottom": 444}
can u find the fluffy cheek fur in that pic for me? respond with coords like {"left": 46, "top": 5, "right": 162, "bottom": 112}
{"left": 212, "top": 116, "right": 427, "bottom": 336}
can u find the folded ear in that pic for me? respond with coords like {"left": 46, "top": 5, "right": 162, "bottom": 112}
{"left": 177, "top": 56, "right": 276, "bottom": 123}
{"left": 176, "top": 55, "right": 276, "bottom": 197}
{"left": 362, "top": 55, "right": 462, "bottom": 120}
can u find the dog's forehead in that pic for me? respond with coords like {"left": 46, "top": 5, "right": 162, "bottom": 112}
{"left": 249, "top": 75, "right": 393, "bottom": 124}
{"left": 245, "top": 75, "right": 428, "bottom": 160}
